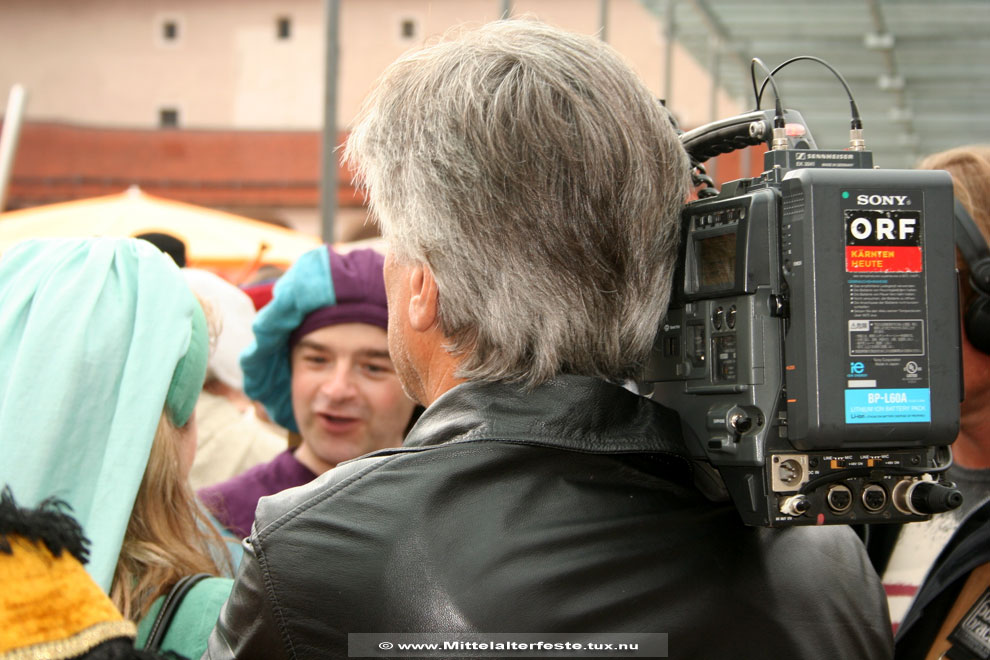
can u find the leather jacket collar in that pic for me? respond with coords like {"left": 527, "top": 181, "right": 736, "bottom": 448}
{"left": 402, "top": 375, "right": 688, "bottom": 457}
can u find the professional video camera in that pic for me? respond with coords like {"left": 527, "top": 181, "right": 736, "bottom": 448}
{"left": 643, "top": 57, "right": 964, "bottom": 527}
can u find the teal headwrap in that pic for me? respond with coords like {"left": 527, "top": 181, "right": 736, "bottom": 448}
{"left": 0, "top": 237, "right": 208, "bottom": 593}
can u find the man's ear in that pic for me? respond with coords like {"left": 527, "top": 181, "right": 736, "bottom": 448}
{"left": 408, "top": 263, "right": 438, "bottom": 332}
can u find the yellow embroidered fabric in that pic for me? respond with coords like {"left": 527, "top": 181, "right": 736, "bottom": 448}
{"left": 0, "top": 536, "right": 136, "bottom": 658}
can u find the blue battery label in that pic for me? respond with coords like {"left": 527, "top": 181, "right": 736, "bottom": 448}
{"left": 845, "top": 388, "right": 931, "bottom": 424}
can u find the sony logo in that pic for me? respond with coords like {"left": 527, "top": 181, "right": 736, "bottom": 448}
{"left": 856, "top": 194, "right": 911, "bottom": 206}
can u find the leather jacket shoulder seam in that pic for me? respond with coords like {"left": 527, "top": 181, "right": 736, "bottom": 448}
{"left": 254, "top": 454, "right": 399, "bottom": 541}
{"left": 251, "top": 538, "right": 300, "bottom": 660}
{"left": 246, "top": 456, "right": 403, "bottom": 658}
{"left": 407, "top": 435, "right": 688, "bottom": 460}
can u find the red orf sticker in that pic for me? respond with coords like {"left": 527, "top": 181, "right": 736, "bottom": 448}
{"left": 846, "top": 246, "right": 923, "bottom": 272}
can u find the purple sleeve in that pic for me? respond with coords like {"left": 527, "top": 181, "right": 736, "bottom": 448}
{"left": 197, "top": 450, "right": 317, "bottom": 539}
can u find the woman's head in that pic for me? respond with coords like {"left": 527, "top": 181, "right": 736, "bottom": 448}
{"left": 917, "top": 146, "right": 990, "bottom": 305}
{"left": 917, "top": 146, "right": 990, "bottom": 412}
{"left": 0, "top": 237, "right": 212, "bottom": 599}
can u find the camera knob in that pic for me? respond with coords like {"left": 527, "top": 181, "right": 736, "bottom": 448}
{"left": 728, "top": 411, "right": 752, "bottom": 434}
{"left": 780, "top": 494, "right": 810, "bottom": 517}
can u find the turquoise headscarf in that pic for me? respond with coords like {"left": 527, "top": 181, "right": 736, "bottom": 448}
{"left": 0, "top": 237, "right": 208, "bottom": 593}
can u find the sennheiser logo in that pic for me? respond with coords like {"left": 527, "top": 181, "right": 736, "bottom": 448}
{"left": 856, "top": 194, "right": 912, "bottom": 206}
{"left": 796, "top": 152, "right": 855, "bottom": 161}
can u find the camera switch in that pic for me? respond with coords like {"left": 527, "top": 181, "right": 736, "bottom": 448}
{"left": 712, "top": 306, "right": 724, "bottom": 330}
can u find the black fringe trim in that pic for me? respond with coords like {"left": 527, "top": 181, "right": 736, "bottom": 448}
{"left": 0, "top": 484, "right": 90, "bottom": 564}
{"left": 78, "top": 638, "right": 190, "bottom": 660}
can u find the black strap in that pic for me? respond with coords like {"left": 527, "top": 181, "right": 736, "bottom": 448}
{"left": 144, "top": 573, "right": 212, "bottom": 652}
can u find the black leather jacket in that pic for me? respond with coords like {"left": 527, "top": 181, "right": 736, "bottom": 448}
{"left": 894, "top": 497, "right": 990, "bottom": 659}
{"left": 206, "top": 376, "right": 893, "bottom": 659}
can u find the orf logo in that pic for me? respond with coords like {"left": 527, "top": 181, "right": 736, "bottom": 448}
{"left": 848, "top": 215, "right": 918, "bottom": 242}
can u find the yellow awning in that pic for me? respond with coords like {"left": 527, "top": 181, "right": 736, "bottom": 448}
{"left": 0, "top": 186, "right": 321, "bottom": 274}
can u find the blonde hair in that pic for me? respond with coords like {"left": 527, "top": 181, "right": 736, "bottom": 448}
{"left": 918, "top": 145, "right": 990, "bottom": 308}
{"left": 110, "top": 295, "right": 230, "bottom": 621}
{"left": 110, "top": 411, "right": 231, "bottom": 620}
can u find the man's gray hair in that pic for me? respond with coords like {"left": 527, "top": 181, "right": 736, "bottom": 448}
{"left": 345, "top": 19, "right": 689, "bottom": 386}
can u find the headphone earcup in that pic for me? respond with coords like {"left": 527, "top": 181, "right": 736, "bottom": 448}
{"left": 953, "top": 201, "right": 990, "bottom": 354}
{"left": 965, "top": 292, "right": 990, "bottom": 355}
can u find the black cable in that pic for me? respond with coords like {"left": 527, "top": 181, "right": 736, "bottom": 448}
{"left": 690, "top": 160, "right": 719, "bottom": 198}
{"left": 757, "top": 55, "right": 862, "bottom": 130}
{"left": 750, "top": 58, "right": 785, "bottom": 128}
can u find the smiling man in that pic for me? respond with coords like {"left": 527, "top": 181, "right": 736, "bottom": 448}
{"left": 198, "top": 246, "right": 416, "bottom": 538}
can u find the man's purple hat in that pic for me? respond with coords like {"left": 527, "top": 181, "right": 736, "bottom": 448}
{"left": 289, "top": 248, "right": 388, "bottom": 348}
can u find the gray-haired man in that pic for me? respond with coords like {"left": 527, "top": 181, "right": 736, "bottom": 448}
{"left": 207, "top": 20, "right": 892, "bottom": 659}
